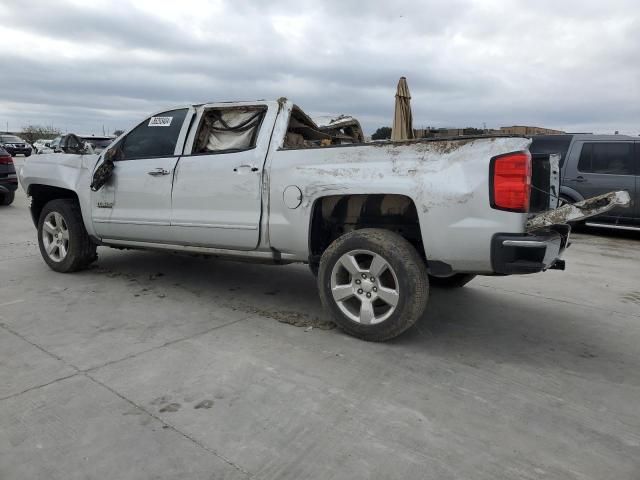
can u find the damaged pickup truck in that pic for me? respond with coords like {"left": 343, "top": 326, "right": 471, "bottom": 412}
{"left": 18, "top": 99, "right": 631, "bottom": 341}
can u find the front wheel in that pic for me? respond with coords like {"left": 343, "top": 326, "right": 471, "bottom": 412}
{"left": 318, "top": 229, "right": 429, "bottom": 341}
{"left": 37, "top": 199, "right": 97, "bottom": 272}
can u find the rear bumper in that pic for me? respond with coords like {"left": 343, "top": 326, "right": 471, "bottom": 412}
{"left": 491, "top": 225, "right": 570, "bottom": 274}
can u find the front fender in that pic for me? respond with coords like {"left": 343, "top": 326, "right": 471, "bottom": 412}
{"left": 20, "top": 153, "right": 99, "bottom": 236}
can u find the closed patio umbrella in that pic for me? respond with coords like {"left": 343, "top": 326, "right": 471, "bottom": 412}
{"left": 391, "top": 76, "right": 414, "bottom": 141}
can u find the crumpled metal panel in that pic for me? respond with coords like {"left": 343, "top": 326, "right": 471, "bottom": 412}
{"left": 526, "top": 190, "right": 631, "bottom": 232}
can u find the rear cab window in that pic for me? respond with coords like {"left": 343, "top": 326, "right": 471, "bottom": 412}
{"left": 577, "top": 143, "right": 634, "bottom": 175}
{"left": 190, "top": 106, "right": 266, "bottom": 155}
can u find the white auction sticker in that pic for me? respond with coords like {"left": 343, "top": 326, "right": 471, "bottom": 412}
{"left": 148, "top": 116, "right": 173, "bottom": 127}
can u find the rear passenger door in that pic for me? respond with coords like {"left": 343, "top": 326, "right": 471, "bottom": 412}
{"left": 170, "top": 102, "right": 276, "bottom": 250}
{"left": 564, "top": 141, "right": 636, "bottom": 222}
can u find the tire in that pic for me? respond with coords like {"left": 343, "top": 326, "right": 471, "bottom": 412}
{"left": 308, "top": 262, "right": 319, "bottom": 277}
{"left": 428, "top": 273, "right": 476, "bottom": 288}
{"left": 37, "top": 199, "right": 97, "bottom": 273}
{"left": 25, "top": 151, "right": 31, "bottom": 157}
{"left": 318, "top": 228, "right": 429, "bottom": 341}
{"left": 0, "top": 191, "right": 15, "bottom": 206}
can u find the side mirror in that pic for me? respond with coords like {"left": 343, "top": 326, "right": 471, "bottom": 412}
{"left": 104, "top": 142, "right": 124, "bottom": 162}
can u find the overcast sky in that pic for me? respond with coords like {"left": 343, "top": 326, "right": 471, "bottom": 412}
{"left": 0, "top": 0, "right": 638, "bottom": 136}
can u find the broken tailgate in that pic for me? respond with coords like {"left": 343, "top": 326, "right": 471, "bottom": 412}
{"left": 526, "top": 190, "right": 631, "bottom": 232}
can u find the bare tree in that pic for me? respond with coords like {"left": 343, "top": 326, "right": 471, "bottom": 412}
{"left": 20, "top": 125, "right": 61, "bottom": 144}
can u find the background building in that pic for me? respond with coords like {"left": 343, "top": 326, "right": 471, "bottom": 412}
{"left": 498, "top": 125, "right": 565, "bottom": 135}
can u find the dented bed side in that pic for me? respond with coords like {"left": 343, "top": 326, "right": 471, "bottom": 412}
{"left": 266, "top": 101, "right": 532, "bottom": 273}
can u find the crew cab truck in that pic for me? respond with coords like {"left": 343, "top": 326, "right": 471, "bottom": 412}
{"left": 18, "top": 99, "right": 630, "bottom": 341}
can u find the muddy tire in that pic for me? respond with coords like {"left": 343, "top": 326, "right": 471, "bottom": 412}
{"left": 37, "top": 199, "right": 97, "bottom": 273}
{"left": 318, "top": 228, "right": 428, "bottom": 341}
{"left": 308, "top": 262, "right": 319, "bottom": 277}
{"left": 0, "top": 191, "right": 15, "bottom": 206}
{"left": 428, "top": 273, "right": 476, "bottom": 288}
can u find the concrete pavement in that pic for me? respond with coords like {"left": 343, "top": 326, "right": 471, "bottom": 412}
{"left": 1, "top": 177, "right": 639, "bottom": 479}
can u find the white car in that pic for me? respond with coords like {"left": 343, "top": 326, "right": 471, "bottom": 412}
{"left": 33, "top": 138, "right": 54, "bottom": 154}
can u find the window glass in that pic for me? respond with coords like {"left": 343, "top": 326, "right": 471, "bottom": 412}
{"left": 578, "top": 142, "right": 633, "bottom": 175}
{"left": 121, "top": 108, "right": 187, "bottom": 160}
{"left": 1, "top": 135, "right": 23, "bottom": 143}
{"left": 192, "top": 107, "right": 265, "bottom": 154}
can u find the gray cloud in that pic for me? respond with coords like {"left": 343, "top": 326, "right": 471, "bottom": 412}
{"left": 0, "top": 0, "right": 638, "bottom": 135}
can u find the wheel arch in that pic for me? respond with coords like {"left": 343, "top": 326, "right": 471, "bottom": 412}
{"left": 559, "top": 185, "right": 585, "bottom": 203}
{"left": 28, "top": 184, "right": 80, "bottom": 226}
{"left": 308, "top": 193, "right": 426, "bottom": 265}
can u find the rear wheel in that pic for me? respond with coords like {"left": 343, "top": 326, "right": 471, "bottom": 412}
{"left": 318, "top": 228, "right": 428, "bottom": 341}
{"left": 37, "top": 199, "right": 97, "bottom": 272}
{"left": 0, "top": 191, "right": 15, "bottom": 206}
{"left": 428, "top": 273, "right": 476, "bottom": 288}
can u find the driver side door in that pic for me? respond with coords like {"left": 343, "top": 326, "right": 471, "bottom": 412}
{"left": 92, "top": 108, "right": 192, "bottom": 243}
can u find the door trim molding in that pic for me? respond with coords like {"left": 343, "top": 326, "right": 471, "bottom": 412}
{"left": 100, "top": 239, "right": 297, "bottom": 262}
{"left": 170, "top": 222, "right": 257, "bottom": 230}
{"left": 93, "top": 219, "right": 169, "bottom": 226}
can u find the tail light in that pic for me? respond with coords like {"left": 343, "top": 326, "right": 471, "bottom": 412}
{"left": 490, "top": 151, "right": 531, "bottom": 212}
{"left": 0, "top": 155, "right": 13, "bottom": 165}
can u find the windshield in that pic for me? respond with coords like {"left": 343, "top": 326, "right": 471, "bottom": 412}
{"left": 81, "top": 138, "right": 113, "bottom": 149}
{"left": 0, "top": 135, "right": 23, "bottom": 143}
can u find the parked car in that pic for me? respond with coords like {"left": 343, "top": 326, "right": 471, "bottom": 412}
{"left": 530, "top": 134, "right": 639, "bottom": 229}
{"left": 39, "top": 134, "right": 104, "bottom": 155}
{"left": 0, "top": 147, "right": 18, "bottom": 205}
{"left": 0, "top": 134, "right": 32, "bottom": 157}
{"left": 18, "top": 100, "right": 629, "bottom": 341}
{"left": 33, "top": 138, "right": 54, "bottom": 154}
{"left": 79, "top": 135, "right": 115, "bottom": 154}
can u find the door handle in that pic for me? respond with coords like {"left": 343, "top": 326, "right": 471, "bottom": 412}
{"left": 148, "top": 168, "right": 170, "bottom": 176}
{"left": 575, "top": 176, "right": 586, "bottom": 183}
{"left": 233, "top": 165, "right": 259, "bottom": 173}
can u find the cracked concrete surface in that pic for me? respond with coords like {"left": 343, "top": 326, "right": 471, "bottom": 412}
{"left": 1, "top": 166, "right": 639, "bottom": 479}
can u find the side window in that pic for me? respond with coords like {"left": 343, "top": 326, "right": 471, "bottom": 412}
{"left": 120, "top": 108, "right": 187, "bottom": 160}
{"left": 192, "top": 107, "right": 265, "bottom": 154}
{"left": 577, "top": 142, "right": 633, "bottom": 175}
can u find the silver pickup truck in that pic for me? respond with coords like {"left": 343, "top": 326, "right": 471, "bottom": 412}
{"left": 18, "top": 99, "right": 630, "bottom": 341}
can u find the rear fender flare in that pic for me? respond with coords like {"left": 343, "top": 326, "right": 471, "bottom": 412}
{"left": 559, "top": 186, "right": 584, "bottom": 203}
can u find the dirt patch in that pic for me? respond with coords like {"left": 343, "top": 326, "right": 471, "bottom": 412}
{"left": 621, "top": 291, "right": 640, "bottom": 305}
{"left": 230, "top": 305, "right": 335, "bottom": 330}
